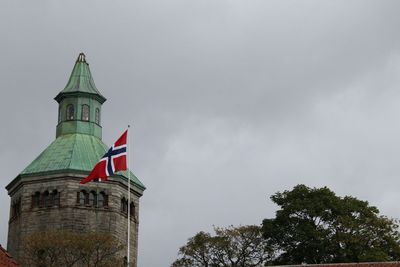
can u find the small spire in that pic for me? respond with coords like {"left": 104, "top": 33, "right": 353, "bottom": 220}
{"left": 54, "top": 53, "right": 106, "bottom": 104}
{"left": 76, "top": 53, "right": 86, "bottom": 63}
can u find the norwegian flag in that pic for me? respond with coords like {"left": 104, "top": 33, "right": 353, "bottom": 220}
{"left": 80, "top": 130, "right": 128, "bottom": 184}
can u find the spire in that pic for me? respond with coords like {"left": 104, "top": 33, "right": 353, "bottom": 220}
{"left": 54, "top": 53, "right": 106, "bottom": 139}
{"left": 54, "top": 53, "right": 106, "bottom": 103}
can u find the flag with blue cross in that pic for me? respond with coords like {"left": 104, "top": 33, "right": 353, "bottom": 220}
{"left": 80, "top": 130, "right": 128, "bottom": 184}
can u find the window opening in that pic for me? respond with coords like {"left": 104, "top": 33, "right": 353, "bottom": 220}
{"left": 98, "top": 192, "right": 105, "bottom": 207}
{"left": 66, "top": 104, "right": 74, "bottom": 120}
{"left": 89, "top": 191, "right": 96, "bottom": 207}
{"left": 43, "top": 191, "right": 50, "bottom": 207}
{"left": 130, "top": 202, "right": 135, "bottom": 217}
{"left": 79, "top": 190, "right": 87, "bottom": 205}
{"left": 95, "top": 108, "right": 100, "bottom": 124}
{"left": 81, "top": 104, "right": 90, "bottom": 121}
{"left": 121, "top": 198, "right": 128, "bottom": 214}
{"left": 52, "top": 190, "right": 60, "bottom": 206}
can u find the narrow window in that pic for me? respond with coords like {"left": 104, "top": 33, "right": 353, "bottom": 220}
{"left": 43, "top": 191, "right": 50, "bottom": 207}
{"left": 95, "top": 108, "right": 100, "bottom": 124}
{"left": 89, "top": 191, "right": 96, "bottom": 207}
{"left": 52, "top": 190, "right": 60, "bottom": 206}
{"left": 79, "top": 190, "right": 87, "bottom": 205}
{"left": 48, "top": 191, "right": 54, "bottom": 207}
{"left": 104, "top": 194, "right": 108, "bottom": 207}
{"left": 130, "top": 202, "right": 135, "bottom": 217}
{"left": 121, "top": 198, "right": 126, "bottom": 213}
{"left": 81, "top": 105, "right": 90, "bottom": 121}
{"left": 66, "top": 104, "right": 74, "bottom": 120}
{"left": 98, "top": 192, "right": 105, "bottom": 208}
{"left": 85, "top": 191, "right": 89, "bottom": 205}
{"left": 13, "top": 202, "right": 17, "bottom": 218}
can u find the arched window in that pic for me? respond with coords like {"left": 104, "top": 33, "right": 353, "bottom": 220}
{"left": 43, "top": 191, "right": 50, "bottom": 207}
{"left": 95, "top": 108, "right": 100, "bottom": 124}
{"left": 98, "top": 192, "right": 105, "bottom": 207}
{"left": 81, "top": 104, "right": 90, "bottom": 121}
{"left": 104, "top": 193, "right": 108, "bottom": 207}
{"left": 48, "top": 191, "right": 54, "bottom": 207}
{"left": 52, "top": 190, "right": 60, "bottom": 206}
{"left": 121, "top": 198, "right": 128, "bottom": 213}
{"left": 12, "top": 199, "right": 20, "bottom": 218}
{"left": 120, "top": 198, "right": 125, "bottom": 212}
{"left": 130, "top": 202, "right": 135, "bottom": 217}
{"left": 89, "top": 191, "right": 96, "bottom": 207}
{"left": 32, "top": 192, "right": 40, "bottom": 208}
{"left": 66, "top": 104, "right": 74, "bottom": 120}
{"left": 78, "top": 190, "right": 87, "bottom": 205}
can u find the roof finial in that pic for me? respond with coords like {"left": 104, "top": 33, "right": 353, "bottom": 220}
{"left": 77, "top": 53, "right": 86, "bottom": 63}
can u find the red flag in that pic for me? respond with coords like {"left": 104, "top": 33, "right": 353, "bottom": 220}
{"left": 80, "top": 130, "right": 127, "bottom": 184}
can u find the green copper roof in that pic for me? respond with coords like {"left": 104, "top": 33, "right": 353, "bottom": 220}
{"left": 20, "top": 133, "right": 145, "bottom": 190}
{"left": 54, "top": 53, "right": 106, "bottom": 103}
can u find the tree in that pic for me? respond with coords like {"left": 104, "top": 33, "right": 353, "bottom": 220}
{"left": 262, "top": 184, "right": 400, "bottom": 264}
{"left": 21, "top": 230, "right": 124, "bottom": 267}
{"left": 171, "top": 225, "right": 273, "bottom": 267}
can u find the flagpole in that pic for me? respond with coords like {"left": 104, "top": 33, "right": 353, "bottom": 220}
{"left": 127, "top": 125, "right": 131, "bottom": 267}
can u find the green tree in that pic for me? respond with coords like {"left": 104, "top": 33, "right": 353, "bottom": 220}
{"left": 21, "top": 230, "right": 124, "bottom": 267}
{"left": 171, "top": 225, "right": 273, "bottom": 267}
{"left": 262, "top": 184, "right": 400, "bottom": 264}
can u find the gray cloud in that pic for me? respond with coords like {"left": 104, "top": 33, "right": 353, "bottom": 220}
{"left": 1, "top": 1, "right": 400, "bottom": 266}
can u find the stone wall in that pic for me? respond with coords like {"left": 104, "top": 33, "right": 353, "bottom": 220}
{"left": 7, "top": 173, "right": 143, "bottom": 267}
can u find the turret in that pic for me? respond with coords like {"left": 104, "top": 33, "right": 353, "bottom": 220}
{"left": 54, "top": 53, "right": 106, "bottom": 139}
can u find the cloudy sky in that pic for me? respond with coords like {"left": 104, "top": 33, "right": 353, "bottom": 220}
{"left": 1, "top": 0, "right": 400, "bottom": 266}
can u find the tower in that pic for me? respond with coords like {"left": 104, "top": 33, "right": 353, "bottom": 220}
{"left": 6, "top": 53, "right": 145, "bottom": 266}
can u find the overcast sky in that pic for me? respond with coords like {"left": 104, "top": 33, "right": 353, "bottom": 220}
{"left": 1, "top": 1, "right": 400, "bottom": 266}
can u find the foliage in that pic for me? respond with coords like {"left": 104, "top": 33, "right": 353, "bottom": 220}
{"left": 262, "top": 184, "right": 400, "bottom": 264}
{"left": 171, "top": 225, "right": 273, "bottom": 267}
{"left": 21, "top": 230, "right": 124, "bottom": 267}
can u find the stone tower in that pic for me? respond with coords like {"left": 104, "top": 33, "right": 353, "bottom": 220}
{"left": 6, "top": 53, "right": 145, "bottom": 266}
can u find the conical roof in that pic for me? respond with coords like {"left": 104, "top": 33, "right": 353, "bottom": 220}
{"left": 54, "top": 53, "right": 106, "bottom": 103}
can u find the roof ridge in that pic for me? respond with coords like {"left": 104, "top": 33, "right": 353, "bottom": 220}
{"left": 90, "top": 133, "right": 105, "bottom": 159}
{"left": 67, "top": 134, "right": 79, "bottom": 169}
{"left": 20, "top": 138, "right": 57, "bottom": 174}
